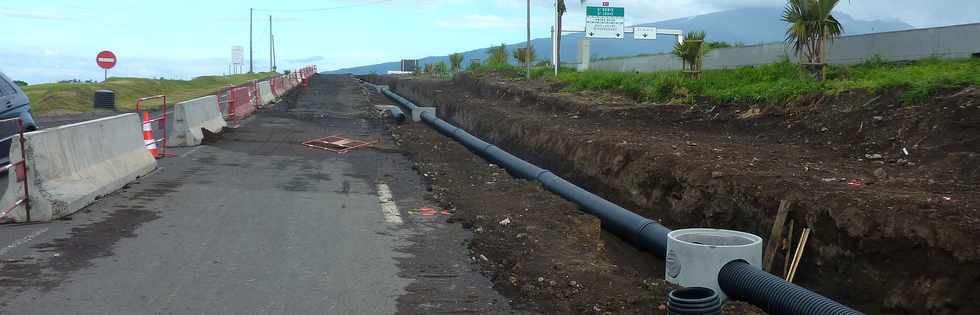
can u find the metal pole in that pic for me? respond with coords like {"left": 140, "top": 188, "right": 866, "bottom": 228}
{"left": 526, "top": 0, "right": 531, "bottom": 80}
{"left": 269, "top": 15, "right": 275, "bottom": 72}
{"left": 249, "top": 8, "right": 254, "bottom": 73}
{"left": 554, "top": 1, "right": 560, "bottom": 76}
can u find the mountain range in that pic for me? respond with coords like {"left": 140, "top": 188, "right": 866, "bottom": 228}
{"left": 326, "top": 7, "right": 913, "bottom": 75}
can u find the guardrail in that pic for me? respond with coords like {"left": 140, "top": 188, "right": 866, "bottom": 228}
{"left": 0, "top": 118, "right": 30, "bottom": 222}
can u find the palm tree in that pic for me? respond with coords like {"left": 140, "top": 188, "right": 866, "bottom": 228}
{"left": 449, "top": 53, "right": 464, "bottom": 73}
{"left": 782, "top": 0, "right": 844, "bottom": 80}
{"left": 673, "top": 31, "right": 707, "bottom": 78}
{"left": 555, "top": 1, "right": 585, "bottom": 72}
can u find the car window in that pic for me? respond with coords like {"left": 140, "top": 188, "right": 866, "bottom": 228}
{"left": 0, "top": 76, "right": 17, "bottom": 97}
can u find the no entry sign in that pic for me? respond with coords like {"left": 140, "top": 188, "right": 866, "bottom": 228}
{"left": 97, "top": 51, "right": 117, "bottom": 69}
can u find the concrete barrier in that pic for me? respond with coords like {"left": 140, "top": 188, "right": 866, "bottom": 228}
{"left": 1, "top": 114, "right": 157, "bottom": 222}
{"left": 168, "top": 95, "right": 226, "bottom": 147}
{"left": 258, "top": 81, "right": 275, "bottom": 105}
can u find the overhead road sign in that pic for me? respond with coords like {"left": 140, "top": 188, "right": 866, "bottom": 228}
{"left": 585, "top": 6, "right": 625, "bottom": 39}
{"left": 634, "top": 27, "right": 657, "bottom": 40}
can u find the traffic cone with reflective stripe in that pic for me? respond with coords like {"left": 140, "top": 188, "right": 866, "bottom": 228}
{"left": 142, "top": 111, "right": 159, "bottom": 158}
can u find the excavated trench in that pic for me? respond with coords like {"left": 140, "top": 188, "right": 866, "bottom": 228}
{"left": 365, "top": 74, "right": 980, "bottom": 315}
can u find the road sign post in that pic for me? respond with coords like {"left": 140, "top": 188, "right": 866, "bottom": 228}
{"left": 96, "top": 50, "right": 117, "bottom": 81}
{"left": 585, "top": 6, "right": 625, "bottom": 39}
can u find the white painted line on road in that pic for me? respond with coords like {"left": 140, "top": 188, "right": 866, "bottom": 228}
{"left": 0, "top": 228, "right": 49, "bottom": 257}
{"left": 180, "top": 146, "right": 202, "bottom": 158}
{"left": 376, "top": 183, "right": 403, "bottom": 224}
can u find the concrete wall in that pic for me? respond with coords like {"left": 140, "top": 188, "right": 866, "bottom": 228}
{"left": 258, "top": 81, "right": 275, "bottom": 105}
{"left": 592, "top": 23, "right": 980, "bottom": 72}
{"left": 2, "top": 114, "right": 156, "bottom": 222}
{"left": 168, "top": 95, "right": 226, "bottom": 147}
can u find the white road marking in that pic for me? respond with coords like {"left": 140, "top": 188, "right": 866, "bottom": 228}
{"left": 376, "top": 183, "right": 403, "bottom": 224}
{"left": 0, "top": 228, "right": 49, "bottom": 257}
{"left": 180, "top": 146, "right": 202, "bottom": 158}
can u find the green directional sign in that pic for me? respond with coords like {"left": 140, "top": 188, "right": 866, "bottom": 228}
{"left": 586, "top": 6, "right": 625, "bottom": 17}
{"left": 585, "top": 6, "right": 625, "bottom": 39}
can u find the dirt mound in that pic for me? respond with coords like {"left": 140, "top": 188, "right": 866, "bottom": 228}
{"left": 365, "top": 73, "right": 980, "bottom": 314}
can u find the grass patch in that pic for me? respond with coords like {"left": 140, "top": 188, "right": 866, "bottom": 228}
{"left": 550, "top": 58, "right": 980, "bottom": 104}
{"left": 24, "top": 72, "right": 277, "bottom": 115}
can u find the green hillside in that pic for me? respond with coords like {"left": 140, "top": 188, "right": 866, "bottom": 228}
{"left": 23, "top": 72, "right": 276, "bottom": 115}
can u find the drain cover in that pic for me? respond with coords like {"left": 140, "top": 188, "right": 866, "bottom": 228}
{"left": 302, "top": 135, "right": 372, "bottom": 154}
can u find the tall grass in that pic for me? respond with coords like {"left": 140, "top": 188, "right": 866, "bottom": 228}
{"left": 24, "top": 72, "right": 277, "bottom": 114}
{"left": 554, "top": 58, "right": 980, "bottom": 104}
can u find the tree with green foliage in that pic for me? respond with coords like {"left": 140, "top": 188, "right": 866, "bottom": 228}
{"left": 673, "top": 31, "right": 707, "bottom": 79}
{"left": 782, "top": 0, "right": 844, "bottom": 80}
{"left": 513, "top": 46, "right": 537, "bottom": 68}
{"left": 449, "top": 53, "right": 465, "bottom": 73}
{"left": 486, "top": 44, "right": 509, "bottom": 66}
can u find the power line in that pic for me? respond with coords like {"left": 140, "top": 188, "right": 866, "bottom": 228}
{"left": 253, "top": 0, "right": 395, "bottom": 13}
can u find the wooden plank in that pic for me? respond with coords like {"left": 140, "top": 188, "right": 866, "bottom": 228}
{"left": 783, "top": 220, "right": 795, "bottom": 277}
{"left": 763, "top": 200, "right": 792, "bottom": 272}
{"left": 787, "top": 228, "right": 812, "bottom": 283}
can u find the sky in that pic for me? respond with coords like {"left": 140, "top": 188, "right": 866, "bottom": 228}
{"left": 2, "top": 0, "right": 978, "bottom": 84}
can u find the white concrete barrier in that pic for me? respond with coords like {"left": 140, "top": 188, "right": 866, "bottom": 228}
{"left": 258, "top": 81, "right": 275, "bottom": 105}
{"left": 168, "top": 95, "right": 227, "bottom": 147}
{"left": 1, "top": 114, "right": 157, "bottom": 222}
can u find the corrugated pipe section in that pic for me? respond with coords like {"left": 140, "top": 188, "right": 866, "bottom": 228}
{"left": 372, "top": 82, "right": 862, "bottom": 315}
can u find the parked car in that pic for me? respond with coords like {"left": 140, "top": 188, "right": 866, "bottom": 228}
{"left": 0, "top": 69, "right": 39, "bottom": 166}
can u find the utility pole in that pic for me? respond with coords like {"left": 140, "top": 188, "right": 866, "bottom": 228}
{"left": 269, "top": 15, "right": 276, "bottom": 72}
{"left": 526, "top": 0, "right": 531, "bottom": 81}
{"left": 554, "top": 0, "right": 562, "bottom": 76}
{"left": 249, "top": 8, "right": 254, "bottom": 73}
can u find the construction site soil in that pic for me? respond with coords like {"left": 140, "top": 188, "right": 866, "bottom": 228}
{"left": 363, "top": 73, "right": 979, "bottom": 315}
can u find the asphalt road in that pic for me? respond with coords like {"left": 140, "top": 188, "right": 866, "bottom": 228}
{"left": 0, "top": 75, "right": 523, "bottom": 314}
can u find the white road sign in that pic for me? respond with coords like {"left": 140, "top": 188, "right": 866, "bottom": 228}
{"left": 634, "top": 27, "right": 658, "bottom": 40}
{"left": 585, "top": 6, "right": 625, "bottom": 39}
{"left": 231, "top": 46, "right": 244, "bottom": 65}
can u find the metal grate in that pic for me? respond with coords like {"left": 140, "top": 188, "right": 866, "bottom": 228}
{"left": 302, "top": 135, "right": 372, "bottom": 154}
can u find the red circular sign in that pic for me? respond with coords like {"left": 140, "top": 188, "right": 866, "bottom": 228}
{"left": 96, "top": 50, "right": 117, "bottom": 69}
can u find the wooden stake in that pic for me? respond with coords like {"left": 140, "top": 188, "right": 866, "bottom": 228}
{"left": 787, "top": 227, "right": 811, "bottom": 283}
{"left": 783, "top": 220, "right": 795, "bottom": 277}
{"left": 763, "top": 200, "right": 792, "bottom": 272}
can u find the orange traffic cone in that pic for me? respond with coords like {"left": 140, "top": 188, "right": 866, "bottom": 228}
{"left": 142, "top": 111, "right": 159, "bottom": 158}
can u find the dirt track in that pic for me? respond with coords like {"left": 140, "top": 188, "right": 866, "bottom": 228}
{"left": 366, "top": 73, "right": 979, "bottom": 315}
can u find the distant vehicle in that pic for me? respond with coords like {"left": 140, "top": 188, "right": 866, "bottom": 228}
{"left": 0, "top": 69, "right": 39, "bottom": 167}
{"left": 0, "top": 70, "right": 38, "bottom": 130}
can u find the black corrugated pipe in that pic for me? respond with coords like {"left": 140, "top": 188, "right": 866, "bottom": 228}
{"left": 668, "top": 287, "right": 723, "bottom": 315}
{"left": 719, "top": 261, "right": 860, "bottom": 315}
{"left": 371, "top": 82, "right": 862, "bottom": 315}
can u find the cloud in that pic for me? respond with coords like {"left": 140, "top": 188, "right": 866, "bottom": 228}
{"left": 435, "top": 14, "right": 526, "bottom": 29}
{"left": 284, "top": 56, "right": 325, "bottom": 63}
{"left": 0, "top": 10, "right": 74, "bottom": 21}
